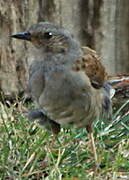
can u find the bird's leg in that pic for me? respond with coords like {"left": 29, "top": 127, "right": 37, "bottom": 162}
{"left": 28, "top": 110, "right": 60, "bottom": 134}
{"left": 38, "top": 115, "right": 61, "bottom": 146}
{"left": 49, "top": 119, "right": 61, "bottom": 136}
{"left": 86, "top": 125, "right": 99, "bottom": 167}
{"left": 28, "top": 110, "right": 61, "bottom": 143}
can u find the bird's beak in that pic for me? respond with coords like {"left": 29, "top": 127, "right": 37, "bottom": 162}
{"left": 10, "top": 32, "right": 31, "bottom": 41}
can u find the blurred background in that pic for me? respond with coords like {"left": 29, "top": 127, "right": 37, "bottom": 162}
{"left": 0, "top": 0, "right": 129, "bottom": 94}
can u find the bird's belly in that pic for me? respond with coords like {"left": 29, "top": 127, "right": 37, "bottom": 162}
{"left": 40, "top": 97, "right": 99, "bottom": 127}
{"left": 43, "top": 101, "right": 86, "bottom": 126}
{"left": 39, "top": 86, "right": 99, "bottom": 127}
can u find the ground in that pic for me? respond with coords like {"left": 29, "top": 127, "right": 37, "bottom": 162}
{"left": 0, "top": 100, "right": 129, "bottom": 180}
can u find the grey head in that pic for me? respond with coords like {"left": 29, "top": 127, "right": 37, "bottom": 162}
{"left": 11, "top": 22, "right": 80, "bottom": 54}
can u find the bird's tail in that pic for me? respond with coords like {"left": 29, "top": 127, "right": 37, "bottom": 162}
{"left": 101, "top": 82, "right": 114, "bottom": 121}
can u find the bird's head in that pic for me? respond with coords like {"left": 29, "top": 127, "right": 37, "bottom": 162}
{"left": 11, "top": 22, "right": 79, "bottom": 54}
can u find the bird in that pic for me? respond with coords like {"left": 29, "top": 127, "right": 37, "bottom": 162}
{"left": 10, "top": 22, "right": 113, "bottom": 167}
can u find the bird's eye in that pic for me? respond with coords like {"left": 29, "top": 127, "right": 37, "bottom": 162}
{"left": 44, "top": 32, "right": 53, "bottom": 39}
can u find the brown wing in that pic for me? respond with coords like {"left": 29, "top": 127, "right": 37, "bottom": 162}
{"left": 81, "top": 47, "right": 108, "bottom": 88}
{"left": 72, "top": 46, "right": 108, "bottom": 88}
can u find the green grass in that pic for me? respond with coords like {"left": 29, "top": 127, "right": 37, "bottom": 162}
{"left": 0, "top": 100, "right": 129, "bottom": 180}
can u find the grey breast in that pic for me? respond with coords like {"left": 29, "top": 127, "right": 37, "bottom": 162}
{"left": 38, "top": 66, "right": 100, "bottom": 127}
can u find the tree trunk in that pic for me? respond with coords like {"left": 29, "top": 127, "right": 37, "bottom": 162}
{"left": 0, "top": 0, "right": 129, "bottom": 94}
